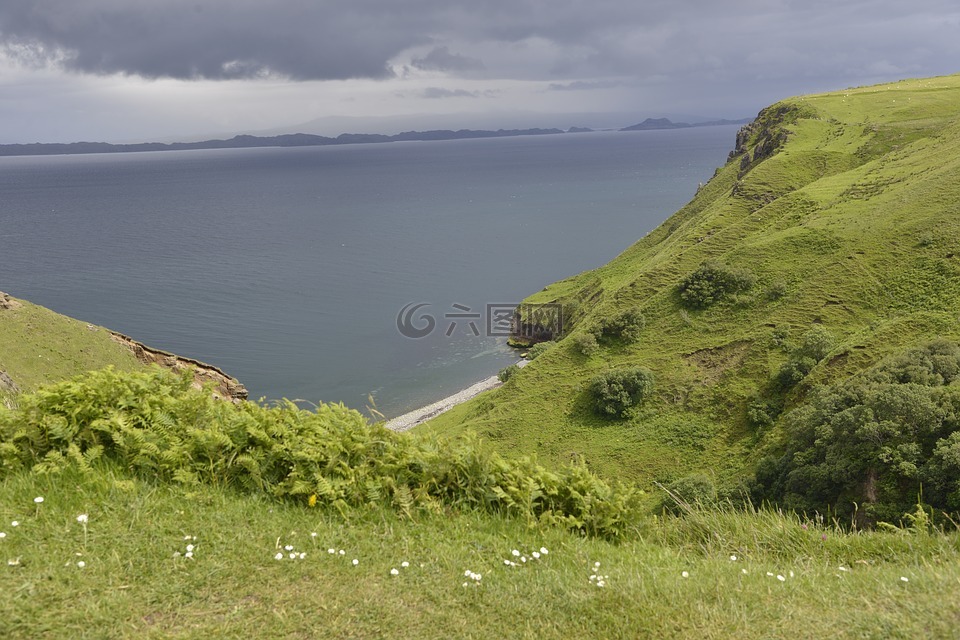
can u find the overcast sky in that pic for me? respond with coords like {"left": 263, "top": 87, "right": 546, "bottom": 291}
{"left": 1, "top": 0, "right": 958, "bottom": 143}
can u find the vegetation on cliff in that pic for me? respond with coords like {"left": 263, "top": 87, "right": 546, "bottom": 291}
{"left": 427, "top": 75, "right": 960, "bottom": 527}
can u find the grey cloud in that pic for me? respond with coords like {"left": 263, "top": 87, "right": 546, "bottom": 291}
{"left": 411, "top": 47, "right": 485, "bottom": 72}
{"left": 0, "top": 0, "right": 958, "bottom": 84}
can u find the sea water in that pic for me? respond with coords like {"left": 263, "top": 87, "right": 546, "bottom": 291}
{"left": 0, "top": 127, "right": 737, "bottom": 416}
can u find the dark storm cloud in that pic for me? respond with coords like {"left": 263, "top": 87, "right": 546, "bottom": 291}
{"left": 0, "top": 0, "right": 958, "bottom": 82}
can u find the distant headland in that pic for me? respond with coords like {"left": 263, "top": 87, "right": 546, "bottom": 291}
{"left": 0, "top": 118, "right": 749, "bottom": 158}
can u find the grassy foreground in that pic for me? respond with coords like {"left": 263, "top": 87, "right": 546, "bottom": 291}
{"left": 2, "top": 467, "right": 959, "bottom": 639}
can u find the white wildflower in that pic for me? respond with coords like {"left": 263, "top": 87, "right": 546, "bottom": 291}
{"left": 532, "top": 552, "right": 540, "bottom": 559}
{"left": 504, "top": 560, "right": 511, "bottom": 566}
{"left": 540, "top": 547, "right": 548, "bottom": 555}
{"left": 901, "top": 576, "right": 909, "bottom": 582}
{"left": 185, "top": 552, "right": 193, "bottom": 559}
{"left": 328, "top": 548, "right": 336, "bottom": 554}
{"left": 0, "top": 532, "right": 5, "bottom": 539}
{"left": 284, "top": 545, "right": 294, "bottom": 551}
{"left": 390, "top": 568, "right": 399, "bottom": 576}
{"left": 741, "top": 569, "right": 748, "bottom": 575}
{"left": 289, "top": 553, "right": 296, "bottom": 559}
{"left": 77, "top": 561, "right": 86, "bottom": 568}
{"left": 512, "top": 550, "right": 520, "bottom": 557}
{"left": 681, "top": 571, "right": 689, "bottom": 578}
{"left": 521, "top": 556, "right": 527, "bottom": 563}
{"left": 186, "top": 544, "right": 195, "bottom": 552}
{"left": 275, "top": 553, "right": 283, "bottom": 560}
{"left": 352, "top": 559, "right": 359, "bottom": 566}
{"left": 34, "top": 497, "right": 44, "bottom": 504}
{"left": 310, "top": 532, "right": 317, "bottom": 538}
{"left": 299, "top": 553, "right": 306, "bottom": 560}
{"left": 339, "top": 550, "right": 345, "bottom": 555}
{"left": 11, "top": 521, "right": 19, "bottom": 527}
{"left": 401, "top": 561, "right": 409, "bottom": 568}
{"left": 77, "top": 514, "right": 88, "bottom": 524}
{"left": 777, "top": 575, "right": 785, "bottom": 582}
{"left": 730, "top": 555, "right": 737, "bottom": 561}
{"left": 594, "top": 561, "right": 601, "bottom": 568}
{"left": 789, "top": 571, "right": 795, "bottom": 578}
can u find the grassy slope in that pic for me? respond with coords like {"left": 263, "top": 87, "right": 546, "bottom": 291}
{"left": 0, "top": 294, "right": 149, "bottom": 403}
{"left": 425, "top": 75, "right": 960, "bottom": 488}
{"left": 2, "top": 468, "right": 958, "bottom": 639}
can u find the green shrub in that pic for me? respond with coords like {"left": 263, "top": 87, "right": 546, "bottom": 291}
{"left": 573, "top": 333, "right": 600, "bottom": 357}
{"left": 0, "top": 367, "right": 642, "bottom": 538}
{"left": 776, "top": 356, "right": 817, "bottom": 388}
{"left": 678, "top": 260, "right": 756, "bottom": 309}
{"left": 770, "top": 324, "right": 791, "bottom": 348}
{"left": 527, "top": 341, "right": 556, "bottom": 360}
{"left": 795, "top": 325, "right": 836, "bottom": 362}
{"left": 746, "top": 399, "right": 778, "bottom": 429}
{"left": 659, "top": 474, "right": 717, "bottom": 515}
{"left": 589, "top": 367, "right": 655, "bottom": 418}
{"left": 776, "top": 326, "right": 836, "bottom": 389}
{"left": 755, "top": 341, "right": 960, "bottom": 523}
{"left": 498, "top": 364, "right": 520, "bottom": 382}
{"left": 766, "top": 280, "right": 789, "bottom": 301}
{"left": 599, "top": 308, "right": 646, "bottom": 342}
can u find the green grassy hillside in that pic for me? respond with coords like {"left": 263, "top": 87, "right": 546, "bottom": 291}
{"left": 425, "top": 75, "right": 960, "bottom": 493}
{"left": 0, "top": 292, "right": 149, "bottom": 405}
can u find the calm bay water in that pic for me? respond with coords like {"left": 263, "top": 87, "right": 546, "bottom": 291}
{"left": 0, "top": 127, "right": 736, "bottom": 416}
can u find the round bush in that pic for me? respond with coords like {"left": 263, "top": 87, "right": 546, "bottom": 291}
{"left": 573, "top": 333, "right": 600, "bottom": 356}
{"left": 589, "top": 367, "right": 655, "bottom": 418}
{"left": 678, "top": 260, "right": 756, "bottom": 309}
{"left": 600, "top": 308, "right": 646, "bottom": 342}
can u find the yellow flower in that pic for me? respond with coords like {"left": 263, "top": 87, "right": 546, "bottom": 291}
{"left": 308, "top": 494, "right": 317, "bottom": 507}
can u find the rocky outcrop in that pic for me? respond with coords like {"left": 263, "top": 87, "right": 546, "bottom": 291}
{"left": 728, "top": 104, "right": 806, "bottom": 175}
{"left": 0, "top": 291, "right": 23, "bottom": 310}
{"left": 109, "top": 332, "right": 248, "bottom": 401}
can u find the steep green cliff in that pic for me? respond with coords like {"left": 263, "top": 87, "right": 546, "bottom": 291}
{"left": 425, "top": 75, "right": 960, "bottom": 492}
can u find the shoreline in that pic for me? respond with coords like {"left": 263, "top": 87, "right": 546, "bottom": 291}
{"left": 384, "top": 360, "right": 526, "bottom": 432}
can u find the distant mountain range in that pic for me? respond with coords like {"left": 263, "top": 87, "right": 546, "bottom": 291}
{"left": 0, "top": 119, "right": 750, "bottom": 157}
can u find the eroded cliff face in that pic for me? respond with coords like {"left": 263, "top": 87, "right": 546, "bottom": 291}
{"left": 108, "top": 332, "right": 248, "bottom": 401}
